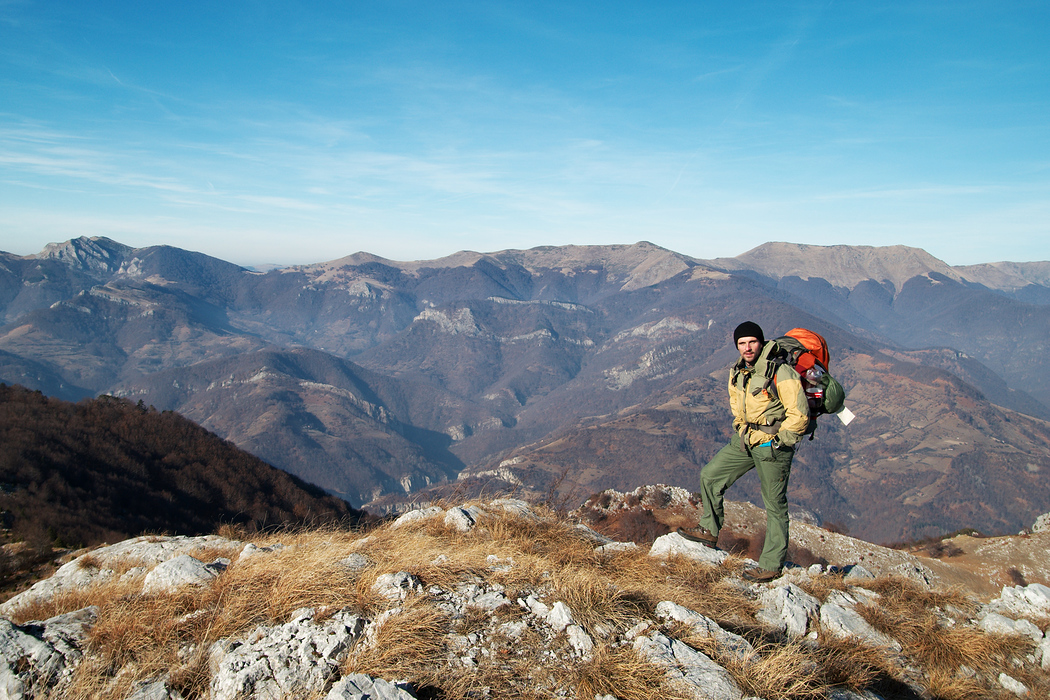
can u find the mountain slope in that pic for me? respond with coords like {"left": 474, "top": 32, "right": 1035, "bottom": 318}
{"left": 1, "top": 237, "right": 1049, "bottom": 541}
{"left": 0, "top": 383, "right": 358, "bottom": 548}
{"left": 112, "top": 347, "right": 464, "bottom": 504}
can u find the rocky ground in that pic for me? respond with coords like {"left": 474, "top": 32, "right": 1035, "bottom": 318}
{"left": 2, "top": 495, "right": 1049, "bottom": 699}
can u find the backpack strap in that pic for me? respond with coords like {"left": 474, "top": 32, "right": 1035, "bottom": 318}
{"left": 751, "top": 345, "right": 788, "bottom": 398}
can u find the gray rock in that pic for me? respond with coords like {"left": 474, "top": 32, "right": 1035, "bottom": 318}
{"left": 391, "top": 507, "right": 443, "bottom": 529}
{"left": 595, "top": 541, "right": 638, "bottom": 554}
{"left": 565, "top": 624, "right": 594, "bottom": 659}
{"left": 826, "top": 689, "right": 884, "bottom": 699}
{"left": 372, "top": 572, "right": 424, "bottom": 601}
{"left": 519, "top": 594, "right": 550, "bottom": 619}
{"left": 998, "top": 672, "right": 1028, "bottom": 695}
{"left": 842, "top": 564, "right": 875, "bottom": 581}
{"left": 444, "top": 507, "right": 478, "bottom": 532}
{"left": 655, "top": 601, "right": 753, "bottom": 660}
{"left": 547, "top": 601, "right": 574, "bottom": 632}
{"left": 238, "top": 543, "right": 285, "bottom": 561}
{"left": 756, "top": 582, "right": 820, "bottom": 638}
{"left": 209, "top": 609, "right": 367, "bottom": 700}
{"left": 0, "top": 535, "right": 242, "bottom": 617}
{"left": 336, "top": 553, "right": 374, "bottom": 575}
{"left": 819, "top": 598, "right": 902, "bottom": 652}
{"left": 648, "top": 532, "right": 729, "bottom": 566}
{"left": 487, "top": 498, "right": 536, "bottom": 519}
{"left": 890, "top": 562, "right": 934, "bottom": 587}
{"left": 978, "top": 612, "right": 1043, "bottom": 642}
{"left": 142, "top": 554, "right": 227, "bottom": 595}
{"left": 325, "top": 673, "right": 417, "bottom": 699}
{"left": 573, "top": 524, "right": 614, "bottom": 545}
{"left": 989, "top": 582, "right": 1050, "bottom": 620}
{"left": 633, "top": 631, "right": 742, "bottom": 700}
{"left": 454, "top": 582, "right": 509, "bottom": 613}
{"left": 0, "top": 606, "right": 97, "bottom": 699}
{"left": 126, "top": 678, "right": 185, "bottom": 700}
{"left": 1038, "top": 636, "right": 1050, "bottom": 669}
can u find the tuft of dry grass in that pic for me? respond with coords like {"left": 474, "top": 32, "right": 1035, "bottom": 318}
{"left": 809, "top": 633, "right": 892, "bottom": 690}
{"left": 923, "top": 668, "right": 1006, "bottom": 700}
{"left": 572, "top": 645, "right": 691, "bottom": 700}
{"left": 721, "top": 642, "right": 829, "bottom": 700}
{"left": 549, "top": 566, "right": 652, "bottom": 633}
{"left": 793, "top": 570, "right": 850, "bottom": 602}
{"left": 342, "top": 596, "right": 449, "bottom": 685}
{"left": 852, "top": 575, "right": 1035, "bottom": 697}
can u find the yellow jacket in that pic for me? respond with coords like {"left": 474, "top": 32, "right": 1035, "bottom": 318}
{"left": 728, "top": 340, "right": 810, "bottom": 447}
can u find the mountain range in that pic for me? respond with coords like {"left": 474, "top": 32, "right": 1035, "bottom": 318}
{"left": 2, "top": 236, "right": 1049, "bottom": 543}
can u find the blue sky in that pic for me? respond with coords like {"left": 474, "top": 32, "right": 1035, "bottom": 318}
{"left": 1, "top": 1, "right": 1048, "bottom": 267}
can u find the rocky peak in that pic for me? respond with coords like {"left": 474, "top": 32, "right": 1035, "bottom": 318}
{"left": 32, "top": 236, "right": 132, "bottom": 275}
{"left": 708, "top": 241, "right": 965, "bottom": 293}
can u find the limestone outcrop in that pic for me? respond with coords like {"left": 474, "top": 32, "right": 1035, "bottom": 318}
{"left": 2, "top": 500, "right": 1048, "bottom": 699}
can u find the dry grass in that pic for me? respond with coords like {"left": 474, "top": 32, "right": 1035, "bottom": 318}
{"left": 793, "top": 569, "right": 850, "bottom": 601}
{"left": 809, "top": 633, "right": 892, "bottom": 690}
{"left": 851, "top": 575, "right": 1035, "bottom": 697}
{"left": 11, "top": 504, "right": 1050, "bottom": 700}
{"left": 722, "top": 642, "right": 828, "bottom": 700}
{"left": 572, "top": 645, "right": 691, "bottom": 700}
{"left": 342, "top": 596, "right": 449, "bottom": 685}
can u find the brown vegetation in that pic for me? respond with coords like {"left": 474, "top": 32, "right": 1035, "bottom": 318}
{"left": 0, "top": 383, "right": 361, "bottom": 592}
{"left": 5, "top": 503, "right": 1050, "bottom": 698}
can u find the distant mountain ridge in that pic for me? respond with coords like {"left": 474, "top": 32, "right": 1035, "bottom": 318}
{"left": 1, "top": 236, "right": 1049, "bottom": 542}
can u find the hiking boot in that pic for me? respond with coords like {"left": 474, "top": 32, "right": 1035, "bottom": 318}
{"left": 676, "top": 526, "right": 718, "bottom": 548}
{"left": 742, "top": 567, "right": 782, "bottom": 583}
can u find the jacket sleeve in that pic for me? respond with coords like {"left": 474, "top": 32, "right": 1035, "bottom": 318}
{"left": 774, "top": 364, "right": 810, "bottom": 446}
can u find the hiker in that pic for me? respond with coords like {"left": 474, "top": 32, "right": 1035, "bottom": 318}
{"left": 679, "top": 321, "right": 810, "bottom": 582}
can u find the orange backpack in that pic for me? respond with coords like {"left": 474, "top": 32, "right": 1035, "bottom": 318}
{"left": 779, "top": 327, "right": 830, "bottom": 372}
{"left": 761, "top": 328, "right": 845, "bottom": 436}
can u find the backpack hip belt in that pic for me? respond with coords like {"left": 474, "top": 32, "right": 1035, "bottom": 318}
{"left": 746, "top": 421, "right": 783, "bottom": 435}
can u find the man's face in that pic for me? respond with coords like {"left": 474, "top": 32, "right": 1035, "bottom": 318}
{"left": 736, "top": 336, "right": 762, "bottom": 364}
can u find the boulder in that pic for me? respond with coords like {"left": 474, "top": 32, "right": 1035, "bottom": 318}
{"left": 998, "top": 672, "right": 1028, "bottom": 696}
{"left": 633, "top": 631, "right": 742, "bottom": 700}
{"left": 819, "top": 593, "right": 901, "bottom": 652}
{"left": 443, "top": 507, "right": 478, "bottom": 532}
{"left": 486, "top": 498, "right": 536, "bottom": 519}
{"left": 336, "top": 553, "right": 374, "bottom": 575}
{"left": 756, "top": 582, "right": 820, "bottom": 638}
{"left": 371, "top": 572, "right": 424, "bottom": 601}
{"left": 238, "top": 543, "right": 285, "bottom": 561}
{"left": 654, "top": 601, "right": 753, "bottom": 660}
{"left": 125, "top": 678, "right": 184, "bottom": 700}
{"left": 989, "top": 583, "right": 1050, "bottom": 620}
{"left": 142, "top": 554, "right": 228, "bottom": 595}
{"left": 325, "top": 673, "right": 417, "bottom": 699}
{"left": 209, "top": 608, "right": 367, "bottom": 700}
{"left": 649, "top": 533, "right": 729, "bottom": 566}
{"left": 391, "top": 507, "right": 443, "bottom": 529}
{"left": 0, "top": 606, "right": 97, "bottom": 699}
{"left": 0, "top": 535, "right": 242, "bottom": 617}
{"left": 978, "top": 612, "right": 1043, "bottom": 642}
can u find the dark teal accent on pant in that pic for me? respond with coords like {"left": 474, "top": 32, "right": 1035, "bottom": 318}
{"left": 698, "top": 433, "right": 793, "bottom": 572}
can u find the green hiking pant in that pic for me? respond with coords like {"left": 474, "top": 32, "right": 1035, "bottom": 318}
{"left": 698, "top": 432, "right": 794, "bottom": 572}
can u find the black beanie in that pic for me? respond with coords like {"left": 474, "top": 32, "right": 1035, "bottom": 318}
{"left": 733, "top": 321, "right": 764, "bottom": 345}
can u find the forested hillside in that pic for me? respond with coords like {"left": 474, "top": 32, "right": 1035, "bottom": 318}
{"left": 0, "top": 384, "right": 359, "bottom": 552}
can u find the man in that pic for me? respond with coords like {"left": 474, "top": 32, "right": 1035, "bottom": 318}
{"left": 678, "top": 321, "right": 810, "bottom": 582}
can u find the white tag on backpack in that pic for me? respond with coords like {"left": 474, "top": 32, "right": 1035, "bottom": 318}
{"left": 836, "top": 406, "right": 855, "bottom": 426}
